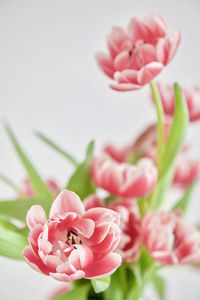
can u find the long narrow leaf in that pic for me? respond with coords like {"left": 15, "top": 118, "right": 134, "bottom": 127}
{"left": 173, "top": 180, "right": 196, "bottom": 213}
{"left": 161, "top": 83, "right": 188, "bottom": 176}
{"left": 0, "top": 198, "right": 42, "bottom": 222}
{"left": 0, "top": 216, "right": 28, "bottom": 260}
{"left": 36, "top": 131, "right": 78, "bottom": 167}
{"left": 67, "top": 141, "right": 96, "bottom": 199}
{"left": 5, "top": 124, "right": 52, "bottom": 212}
{"left": 153, "top": 274, "right": 166, "bottom": 300}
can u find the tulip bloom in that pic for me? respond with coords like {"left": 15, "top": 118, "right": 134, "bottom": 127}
{"left": 23, "top": 190, "right": 122, "bottom": 282}
{"left": 143, "top": 210, "right": 200, "bottom": 265}
{"left": 104, "top": 144, "right": 132, "bottom": 163}
{"left": 96, "top": 12, "right": 180, "bottom": 91}
{"left": 174, "top": 153, "right": 200, "bottom": 188}
{"left": 84, "top": 196, "right": 142, "bottom": 262}
{"left": 91, "top": 155, "right": 157, "bottom": 197}
{"left": 22, "top": 178, "right": 59, "bottom": 197}
{"left": 157, "top": 82, "right": 200, "bottom": 122}
{"left": 104, "top": 123, "right": 171, "bottom": 163}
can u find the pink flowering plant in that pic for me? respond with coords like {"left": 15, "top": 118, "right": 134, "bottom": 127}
{"left": 0, "top": 11, "right": 200, "bottom": 300}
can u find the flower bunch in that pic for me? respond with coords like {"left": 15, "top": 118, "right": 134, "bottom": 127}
{"left": 0, "top": 11, "right": 200, "bottom": 300}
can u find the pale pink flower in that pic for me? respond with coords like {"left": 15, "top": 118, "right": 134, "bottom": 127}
{"left": 84, "top": 196, "right": 142, "bottom": 262}
{"left": 91, "top": 155, "right": 157, "bottom": 197}
{"left": 104, "top": 123, "right": 171, "bottom": 163}
{"left": 174, "top": 153, "right": 200, "bottom": 188}
{"left": 109, "top": 199, "right": 142, "bottom": 262}
{"left": 157, "top": 82, "right": 200, "bottom": 122}
{"left": 143, "top": 210, "right": 200, "bottom": 265}
{"left": 22, "top": 178, "right": 59, "bottom": 197}
{"left": 96, "top": 12, "right": 180, "bottom": 91}
{"left": 23, "top": 190, "right": 121, "bottom": 282}
{"left": 104, "top": 144, "right": 132, "bottom": 163}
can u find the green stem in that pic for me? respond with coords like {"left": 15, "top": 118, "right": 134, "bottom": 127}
{"left": 149, "top": 81, "right": 165, "bottom": 171}
{"left": 120, "top": 265, "right": 128, "bottom": 298}
{"left": 130, "top": 263, "right": 157, "bottom": 300}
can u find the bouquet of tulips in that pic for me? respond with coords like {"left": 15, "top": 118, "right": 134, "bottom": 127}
{"left": 1, "top": 11, "right": 200, "bottom": 300}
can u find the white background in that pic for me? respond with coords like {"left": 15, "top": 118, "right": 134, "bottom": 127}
{"left": 0, "top": 0, "right": 200, "bottom": 299}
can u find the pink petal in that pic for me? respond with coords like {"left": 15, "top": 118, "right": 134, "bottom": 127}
{"left": 96, "top": 52, "right": 115, "bottom": 79}
{"left": 69, "top": 245, "right": 93, "bottom": 270}
{"left": 84, "top": 195, "right": 104, "bottom": 211}
{"left": 28, "top": 224, "right": 43, "bottom": 255}
{"left": 110, "top": 82, "right": 142, "bottom": 91}
{"left": 114, "top": 70, "right": 139, "bottom": 84}
{"left": 156, "top": 37, "right": 170, "bottom": 65}
{"left": 50, "top": 270, "right": 85, "bottom": 282}
{"left": 107, "top": 26, "right": 130, "bottom": 58}
{"left": 138, "top": 62, "right": 163, "bottom": 85}
{"left": 167, "top": 30, "right": 181, "bottom": 64}
{"left": 72, "top": 218, "right": 95, "bottom": 238}
{"left": 26, "top": 205, "right": 46, "bottom": 230}
{"left": 84, "top": 253, "right": 122, "bottom": 279}
{"left": 128, "top": 18, "right": 148, "bottom": 43}
{"left": 84, "top": 207, "right": 119, "bottom": 226}
{"left": 50, "top": 190, "right": 85, "bottom": 218}
{"left": 114, "top": 51, "right": 131, "bottom": 71}
{"left": 23, "top": 246, "right": 49, "bottom": 275}
{"left": 45, "top": 255, "right": 63, "bottom": 272}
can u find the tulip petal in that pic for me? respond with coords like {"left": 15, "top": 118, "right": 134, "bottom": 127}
{"left": 26, "top": 205, "right": 46, "bottom": 230}
{"left": 50, "top": 190, "right": 85, "bottom": 218}
{"left": 96, "top": 52, "right": 115, "bottom": 79}
{"left": 138, "top": 62, "right": 163, "bottom": 85}
{"left": 84, "top": 253, "right": 122, "bottom": 279}
{"left": 23, "top": 246, "right": 49, "bottom": 275}
{"left": 50, "top": 270, "right": 85, "bottom": 282}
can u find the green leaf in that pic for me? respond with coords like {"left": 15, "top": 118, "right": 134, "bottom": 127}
{"left": 91, "top": 276, "right": 111, "bottom": 293}
{"left": 161, "top": 83, "right": 188, "bottom": 176}
{"left": 0, "top": 174, "right": 22, "bottom": 194}
{"left": 0, "top": 198, "right": 43, "bottom": 222}
{"left": 36, "top": 131, "right": 78, "bottom": 167}
{"left": 153, "top": 274, "right": 166, "bottom": 300}
{"left": 104, "top": 269, "right": 123, "bottom": 300}
{"left": 0, "top": 215, "right": 28, "bottom": 260}
{"left": 67, "top": 141, "right": 96, "bottom": 199}
{"left": 150, "top": 81, "right": 165, "bottom": 168}
{"left": 53, "top": 283, "right": 90, "bottom": 300}
{"left": 5, "top": 124, "right": 52, "bottom": 212}
{"left": 173, "top": 180, "right": 196, "bottom": 213}
{"left": 152, "top": 165, "right": 174, "bottom": 210}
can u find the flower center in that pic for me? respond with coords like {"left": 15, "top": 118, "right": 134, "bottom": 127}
{"left": 66, "top": 229, "right": 82, "bottom": 246}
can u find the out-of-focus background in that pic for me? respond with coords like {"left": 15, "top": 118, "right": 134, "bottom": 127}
{"left": 0, "top": 0, "right": 200, "bottom": 299}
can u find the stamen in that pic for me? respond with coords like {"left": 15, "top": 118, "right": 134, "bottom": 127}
{"left": 66, "top": 229, "right": 82, "bottom": 246}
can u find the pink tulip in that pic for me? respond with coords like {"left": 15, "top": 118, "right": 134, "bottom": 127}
{"left": 157, "top": 82, "right": 200, "bottom": 122}
{"left": 174, "top": 153, "right": 200, "bottom": 188}
{"left": 104, "top": 123, "right": 171, "bottom": 163}
{"left": 104, "top": 144, "right": 132, "bottom": 163}
{"left": 96, "top": 12, "right": 180, "bottom": 91}
{"left": 109, "top": 199, "right": 142, "bottom": 262}
{"left": 143, "top": 210, "right": 200, "bottom": 265}
{"left": 22, "top": 178, "right": 59, "bottom": 197}
{"left": 23, "top": 190, "right": 122, "bottom": 282}
{"left": 84, "top": 196, "right": 142, "bottom": 262}
{"left": 91, "top": 154, "right": 157, "bottom": 197}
